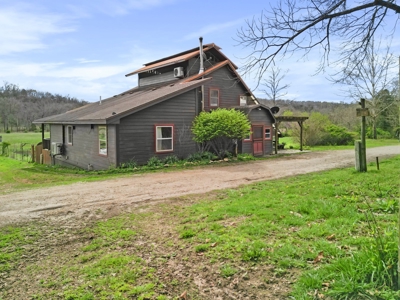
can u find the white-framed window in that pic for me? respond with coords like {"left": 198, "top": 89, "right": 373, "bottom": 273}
{"left": 265, "top": 127, "right": 272, "bottom": 140}
{"left": 99, "top": 126, "right": 107, "bottom": 156}
{"left": 67, "top": 125, "right": 73, "bottom": 145}
{"left": 155, "top": 125, "right": 173, "bottom": 152}
{"left": 209, "top": 88, "right": 219, "bottom": 107}
{"left": 240, "top": 95, "right": 248, "bottom": 106}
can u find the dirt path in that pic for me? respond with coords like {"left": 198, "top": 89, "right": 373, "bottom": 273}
{"left": 1, "top": 145, "right": 399, "bottom": 226}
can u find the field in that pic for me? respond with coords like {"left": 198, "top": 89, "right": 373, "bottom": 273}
{"left": 0, "top": 153, "right": 398, "bottom": 299}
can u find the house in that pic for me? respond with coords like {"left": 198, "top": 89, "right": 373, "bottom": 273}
{"left": 33, "top": 39, "right": 276, "bottom": 170}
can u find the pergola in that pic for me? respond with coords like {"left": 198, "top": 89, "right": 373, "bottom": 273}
{"left": 274, "top": 116, "right": 309, "bottom": 154}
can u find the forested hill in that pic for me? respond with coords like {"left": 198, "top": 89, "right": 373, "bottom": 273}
{"left": 258, "top": 98, "right": 356, "bottom": 114}
{"left": 0, "top": 82, "right": 88, "bottom": 131}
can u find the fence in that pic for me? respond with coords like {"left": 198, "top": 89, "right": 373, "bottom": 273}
{"left": 1, "top": 143, "right": 34, "bottom": 162}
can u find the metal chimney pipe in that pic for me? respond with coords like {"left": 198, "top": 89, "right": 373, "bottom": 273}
{"left": 99, "top": 96, "right": 102, "bottom": 105}
{"left": 199, "top": 37, "right": 204, "bottom": 74}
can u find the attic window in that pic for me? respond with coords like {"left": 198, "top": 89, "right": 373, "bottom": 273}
{"left": 209, "top": 88, "right": 219, "bottom": 107}
{"left": 240, "top": 96, "right": 248, "bottom": 106}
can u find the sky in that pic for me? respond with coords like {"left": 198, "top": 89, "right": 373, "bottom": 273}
{"left": 1, "top": 0, "right": 399, "bottom": 103}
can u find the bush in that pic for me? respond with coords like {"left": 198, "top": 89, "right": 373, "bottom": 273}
{"left": 119, "top": 159, "right": 137, "bottom": 169}
{"left": 163, "top": 155, "right": 179, "bottom": 164}
{"left": 146, "top": 156, "right": 163, "bottom": 168}
{"left": 186, "top": 151, "right": 216, "bottom": 162}
{"left": 321, "top": 124, "right": 354, "bottom": 145}
{"left": 192, "top": 108, "right": 251, "bottom": 159}
{"left": 293, "top": 112, "right": 354, "bottom": 146}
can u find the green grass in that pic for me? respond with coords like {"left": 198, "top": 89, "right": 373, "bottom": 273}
{"left": 0, "top": 131, "right": 49, "bottom": 145}
{"left": 280, "top": 136, "right": 399, "bottom": 151}
{"left": 0, "top": 156, "right": 126, "bottom": 194}
{"left": 1, "top": 156, "right": 399, "bottom": 299}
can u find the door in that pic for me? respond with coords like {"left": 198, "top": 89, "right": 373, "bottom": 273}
{"left": 252, "top": 125, "right": 264, "bottom": 156}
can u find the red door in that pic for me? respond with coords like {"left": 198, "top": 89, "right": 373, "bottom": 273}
{"left": 252, "top": 126, "right": 264, "bottom": 156}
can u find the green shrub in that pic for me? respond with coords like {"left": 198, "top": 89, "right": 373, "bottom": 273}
{"left": 192, "top": 108, "right": 251, "bottom": 159}
{"left": 146, "top": 156, "right": 163, "bottom": 168}
{"left": 119, "top": 159, "right": 137, "bottom": 169}
{"left": 186, "top": 151, "right": 215, "bottom": 162}
{"left": 163, "top": 155, "right": 179, "bottom": 164}
{"left": 321, "top": 124, "right": 354, "bottom": 145}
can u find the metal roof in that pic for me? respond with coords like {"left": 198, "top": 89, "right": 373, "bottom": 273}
{"left": 125, "top": 43, "right": 238, "bottom": 77}
{"left": 33, "top": 78, "right": 211, "bottom": 124}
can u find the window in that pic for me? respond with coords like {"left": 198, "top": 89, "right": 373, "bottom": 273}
{"left": 244, "top": 128, "right": 252, "bottom": 141}
{"left": 99, "top": 126, "right": 107, "bottom": 156}
{"left": 209, "top": 89, "right": 219, "bottom": 107}
{"left": 155, "top": 125, "right": 173, "bottom": 152}
{"left": 265, "top": 127, "right": 272, "bottom": 140}
{"left": 240, "top": 95, "right": 247, "bottom": 106}
{"left": 67, "top": 125, "right": 73, "bottom": 145}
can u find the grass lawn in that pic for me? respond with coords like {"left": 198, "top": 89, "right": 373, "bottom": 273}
{"left": 280, "top": 136, "right": 399, "bottom": 151}
{"left": 0, "top": 131, "right": 49, "bottom": 145}
{"left": 0, "top": 156, "right": 398, "bottom": 299}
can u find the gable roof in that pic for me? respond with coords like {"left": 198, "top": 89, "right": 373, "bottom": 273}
{"left": 184, "top": 60, "right": 256, "bottom": 99}
{"left": 235, "top": 104, "right": 276, "bottom": 123}
{"left": 33, "top": 78, "right": 211, "bottom": 125}
{"left": 125, "top": 43, "right": 238, "bottom": 77}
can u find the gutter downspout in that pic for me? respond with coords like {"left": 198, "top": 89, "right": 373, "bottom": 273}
{"left": 199, "top": 37, "right": 205, "bottom": 111}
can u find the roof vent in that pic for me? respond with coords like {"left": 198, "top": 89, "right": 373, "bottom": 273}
{"left": 174, "top": 67, "right": 184, "bottom": 78}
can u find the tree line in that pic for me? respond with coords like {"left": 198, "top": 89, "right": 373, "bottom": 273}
{"left": 0, "top": 82, "right": 88, "bottom": 132}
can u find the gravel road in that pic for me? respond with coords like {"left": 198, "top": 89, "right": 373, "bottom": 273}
{"left": 1, "top": 145, "right": 398, "bottom": 226}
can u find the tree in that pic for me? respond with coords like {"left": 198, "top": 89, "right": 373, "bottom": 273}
{"left": 191, "top": 108, "right": 251, "bottom": 159}
{"left": 261, "top": 67, "right": 290, "bottom": 106}
{"left": 236, "top": 0, "right": 400, "bottom": 83}
{"left": 331, "top": 39, "right": 397, "bottom": 139}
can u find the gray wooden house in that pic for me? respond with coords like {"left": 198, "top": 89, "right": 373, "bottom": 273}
{"left": 34, "top": 40, "right": 276, "bottom": 170}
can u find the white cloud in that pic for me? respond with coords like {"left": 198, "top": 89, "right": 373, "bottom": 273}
{"left": 76, "top": 58, "right": 102, "bottom": 64}
{"left": 0, "top": 3, "right": 76, "bottom": 55}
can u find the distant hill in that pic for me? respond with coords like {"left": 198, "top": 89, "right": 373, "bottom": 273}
{"left": 0, "top": 82, "right": 88, "bottom": 132}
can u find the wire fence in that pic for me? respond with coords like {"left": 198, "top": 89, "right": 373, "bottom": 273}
{"left": 0, "top": 143, "right": 33, "bottom": 162}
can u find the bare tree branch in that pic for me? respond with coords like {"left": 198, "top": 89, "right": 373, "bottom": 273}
{"left": 236, "top": 0, "right": 400, "bottom": 86}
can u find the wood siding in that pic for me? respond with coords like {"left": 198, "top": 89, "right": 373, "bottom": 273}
{"left": 203, "top": 67, "right": 249, "bottom": 111}
{"left": 52, "top": 124, "right": 117, "bottom": 170}
{"left": 241, "top": 109, "right": 274, "bottom": 156}
{"left": 118, "top": 90, "right": 198, "bottom": 165}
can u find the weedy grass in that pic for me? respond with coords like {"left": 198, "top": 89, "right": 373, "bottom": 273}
{"left": 175, "top": 156, "right": 399, "bottom": 298}
{"left": 0, "top": 156, "right": 398, "bottom": 299}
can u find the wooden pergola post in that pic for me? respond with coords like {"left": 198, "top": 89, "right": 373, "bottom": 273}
{"left": 298, "top": 121, "right": 303, "bottom": 151}
{"left": 275, "top": 116, "right": 308, "bottom": 153}
{"left": 274, "top": 121, "right": 280, "bottom": 154}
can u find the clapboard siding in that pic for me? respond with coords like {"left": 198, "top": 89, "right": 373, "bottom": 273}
{"left": 203, "top": 67, "right": 248, "bottom": 111}
{"left": 139, "top": 71, "right": 178, "bottom": 86}
{"left": 118, "top": 90, "right": 198, "bottom": 165}
{"left": 50, "top": 125, "right": 63, "bottom": 145}
{"left": 240, "top": 109, "right": 274, "bottom": 156}
{"left": 53, "top": 124, "right": 117, "bottom": 170}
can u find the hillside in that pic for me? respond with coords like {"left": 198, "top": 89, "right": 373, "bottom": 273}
{"left": 0, "top": 82, "right": 88, "bottom": 132}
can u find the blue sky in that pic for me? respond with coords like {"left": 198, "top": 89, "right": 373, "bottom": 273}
{"left": 1, "top": 0, "right": 399, "bottom": 103}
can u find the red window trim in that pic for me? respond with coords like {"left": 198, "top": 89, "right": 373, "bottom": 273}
{"left": 154, "top": 124, "right": 174, "bottom": 154}
{"left": 264, "top": 126, "right": 272, "bottom": 140}
{"left": 209, "top": 87, "right": 220, "bottom": 107}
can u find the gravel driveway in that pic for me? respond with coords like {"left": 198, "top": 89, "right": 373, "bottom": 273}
{"left": 1, "top": 145, "right": 398, "bottom": 226}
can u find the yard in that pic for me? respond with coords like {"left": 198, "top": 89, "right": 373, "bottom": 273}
{"left": 0, "top": 143, "right": 399, "bottom": 299}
